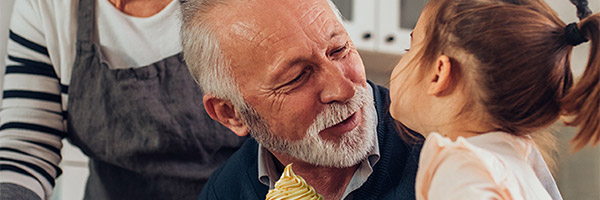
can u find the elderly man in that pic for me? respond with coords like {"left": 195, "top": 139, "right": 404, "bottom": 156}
{"left": 180, "top": 0, "right": 420, "bottom": 199}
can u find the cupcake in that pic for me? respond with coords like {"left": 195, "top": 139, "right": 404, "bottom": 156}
{"left": 265, "top": 164, "right": 324, "bottom": 200}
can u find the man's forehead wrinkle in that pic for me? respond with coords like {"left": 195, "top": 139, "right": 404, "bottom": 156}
{"left": 253, "top": 29, "right": 274, "bottom": 49}
{"left": 255, "top": 3, "right": 316, "bottom": 49}
{"left": 256, "top": 28, "right": 291, "bottom": 48}
{"left": 225, "top": 20, "right": 278, "bottom": 60}
{"left": 219, "top": 0, "right": 344, "bottom": 74}
{"left": 229, "top": 21, "right": 262, "bottom": 42}
{"left": 305, "top": 9, "right": 327, "bottom": 27}
{"left": 299, "top": 2, "right": 328, "bottom": 33}
{"left": 298, "top": 0, "right": 323, "bottom": 19}
{"left": 317, "top": 18, "right": 337, "bottom": 40}
{"left": 261, "top": 26, "right": 315, "bottom": 54}
{"left": 297, "top": 1, "right": 342, "bottom": 47}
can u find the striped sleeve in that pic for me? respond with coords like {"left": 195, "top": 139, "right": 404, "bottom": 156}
{"left": 0, "top": 1, "right": 65, "bottom": 200}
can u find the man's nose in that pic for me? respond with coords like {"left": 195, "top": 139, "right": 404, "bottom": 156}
{"left": 318, "top": 63, "right": 356, "bottom": 104}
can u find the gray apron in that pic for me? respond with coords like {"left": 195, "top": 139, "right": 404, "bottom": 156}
{"left": 66, "top": 0, "right": 247, "bottom": 199}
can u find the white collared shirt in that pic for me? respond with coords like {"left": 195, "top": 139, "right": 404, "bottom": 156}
{"left": 257, "top": 141, "right": 380, "bottom": 200}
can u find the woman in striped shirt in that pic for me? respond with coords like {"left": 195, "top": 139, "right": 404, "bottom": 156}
{"left": 0, "top": 0, "right": 247, "bottom": 199}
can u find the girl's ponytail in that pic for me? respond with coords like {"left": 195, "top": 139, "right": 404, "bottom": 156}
{"left": 561, "top": 13, "right": 600, "bottom": 151}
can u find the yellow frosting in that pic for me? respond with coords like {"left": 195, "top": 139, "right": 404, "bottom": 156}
{"left": 265, "top": 164, "right": 324, "bottom": 200}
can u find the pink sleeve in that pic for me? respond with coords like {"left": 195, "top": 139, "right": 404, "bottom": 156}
{"left": 416, "top": 133, "right": 513, "bottom": 200}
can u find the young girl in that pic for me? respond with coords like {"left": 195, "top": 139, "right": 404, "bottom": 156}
{"left": 389, "top": 0, "right": 598, "bottom": 199}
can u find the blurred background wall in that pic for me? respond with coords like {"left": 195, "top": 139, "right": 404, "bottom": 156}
{"left": 1, "top": 0, "right": 599, "bottom": 199}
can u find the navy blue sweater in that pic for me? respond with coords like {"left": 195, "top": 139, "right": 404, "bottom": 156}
{"left": 198, "top": 82, "right": 422, "bottom": 200}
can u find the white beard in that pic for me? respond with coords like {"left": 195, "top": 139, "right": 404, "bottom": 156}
{"left": 240, "top": 86, "right": 377, "bottom": 168}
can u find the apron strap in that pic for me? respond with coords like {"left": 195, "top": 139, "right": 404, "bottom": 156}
{"left": 76, "top": 0, "right": 97, "bottom": 43}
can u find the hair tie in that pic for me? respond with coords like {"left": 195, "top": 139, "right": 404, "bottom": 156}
{"left": 564, "top": 23, "right": 588, "bottom": 46}
{"left": 570, "top": 0, "right": 592, "bottom": 20}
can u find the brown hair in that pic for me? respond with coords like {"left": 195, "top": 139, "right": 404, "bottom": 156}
{"left": 400, "top": 0, "right": 599, "bottom": 151}
{"left": 561, "top": 14, "right": 600, "bottom": 151}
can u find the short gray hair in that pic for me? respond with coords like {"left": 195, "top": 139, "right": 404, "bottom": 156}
{"left": 180, "top": 0, "right": 343, "bottom": 106}
{"left": 180, "top": 0, "right": 247, "bottom": 108}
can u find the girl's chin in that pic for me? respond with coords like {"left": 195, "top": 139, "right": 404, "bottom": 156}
{"left": 399, "top": 120, "right": 424, "bottom": 135}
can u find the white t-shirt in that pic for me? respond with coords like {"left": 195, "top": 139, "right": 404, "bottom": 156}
{"left": 97, "top": 0, "right": 181, "bottom": 68}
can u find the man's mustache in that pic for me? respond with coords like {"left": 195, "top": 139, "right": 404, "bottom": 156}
{"left": 306, "top": 86, "right": 370, "bottom": 136}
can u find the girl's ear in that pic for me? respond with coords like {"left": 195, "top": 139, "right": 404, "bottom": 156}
{"left": 203, "top": 95, "right": 249, "bottom": 136}
{"left": 427, "top": 55, "right": 453, "bottom": 96}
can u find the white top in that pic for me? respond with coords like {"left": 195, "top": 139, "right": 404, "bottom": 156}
{"left": 416, "top": 132, "right": 561, "bottom": 200}
{"left": 0, "top": 0, "right": 180, "bottom": 199}
{"left": 97, "top": 0, "right": 181, "bottom": 68}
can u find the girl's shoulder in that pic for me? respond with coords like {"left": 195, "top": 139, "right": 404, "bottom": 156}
{"left": 415, "top": 132, "right": 552, "bottom": 200}
{"left": 419, "top": 132, "right": 509, "bottom": 178}
{"left": 420, "top": 132, "right": 534, "bottom": 170}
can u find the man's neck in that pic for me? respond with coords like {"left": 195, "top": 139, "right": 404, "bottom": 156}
{"left": 271, "top": 151, "right": 358, "bottom": 200}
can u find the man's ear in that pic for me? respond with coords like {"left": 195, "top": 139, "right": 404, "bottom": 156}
{"left": 203, "top": 95, "right": 249, "bottom": 136}
{"left": 427, "top": 55, "right": 453, "bottom": 96}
